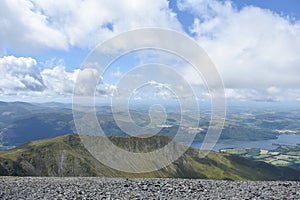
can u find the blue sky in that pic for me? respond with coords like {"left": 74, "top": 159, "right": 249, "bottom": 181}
{"left": 0, "top": 0, "right": 300, "bottom": 102}
{"left": 171, "top": 0, "right": 300, "bottom": 34}
{"left": 232, "top": 0, "right": 300, "bottom": 18}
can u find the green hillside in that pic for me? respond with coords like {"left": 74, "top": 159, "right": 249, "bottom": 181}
{"left": 0, "top": 134, "right": 299, "bottom": 180}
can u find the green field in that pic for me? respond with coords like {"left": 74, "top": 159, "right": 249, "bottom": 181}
{"left": 220, "top": 144, "right": 300, "bottom": 170}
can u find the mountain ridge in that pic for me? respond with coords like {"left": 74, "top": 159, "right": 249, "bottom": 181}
{"left": 0, "top": 134, "right": 299, "bottom": 180}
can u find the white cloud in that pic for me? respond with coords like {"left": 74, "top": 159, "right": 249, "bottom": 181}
{"left": 215, "top": 88, "right": 300, "bottom": 102}
{"left": 43, "top": 66, "right": 116, "bottom": 97}
{"left": 266, "top": 86, "right": 280, "bottom": 95}
{"left": 73, "top": 68, "right": 99, "bottom": 96}
{"left": 129, "top": 80, "right": 185, "bottom": 101}
{"left": 181, "top": 65, "right": 204, "bottom": 85}
{"left": 178, "top": 0, "right": 300, "bottom": 101}
{"left": 0, "top": 56, "right": 45, "bottom": 94}
{"left": 96, "top": 83, "right": 116, "bottom": 97}
{"left": 0, "top": 56, "right": 116, "bottom": 99}
{"left": 0, "top": 0, "right": 182, "bottom": 51}
{"left": 41, "top": 65, "right": 79, "bottom": 95}
{"left": 110, "top": 68, "right": 123, "bottom": 78}
{"left": 1, "top": 0, "right": 300, "bottom": 102}
{"left": 223, "top": 88, "right": 277, "bottom": 102}
{"left": 0, "top": 0, "right": 67, "bottom": 51}
{"left": 149, "top": 80, "right": 174, "bottom": 100}
{"left": 131, "top": 82, "right": 174, "bottom": 100}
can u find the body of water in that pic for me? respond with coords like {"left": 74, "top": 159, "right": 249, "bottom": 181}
{"left": 191, "top": 134, "right": 300, "bottom": 152}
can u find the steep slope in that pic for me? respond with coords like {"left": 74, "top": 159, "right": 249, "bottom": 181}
{"left": 0, "top": 134, "right": 299, "bottom": 180}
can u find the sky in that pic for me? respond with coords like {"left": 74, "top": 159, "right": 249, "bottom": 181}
{"left": 0, "top": 0, "right": 300, "bottom": 103}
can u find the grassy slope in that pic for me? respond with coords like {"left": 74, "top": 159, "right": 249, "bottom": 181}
{"left": 0, "top": 134, "right": 299, "bottom": 180}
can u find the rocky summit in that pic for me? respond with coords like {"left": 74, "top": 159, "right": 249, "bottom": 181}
{"left": 1, "top": 177, "right": 299, "bottom": 199}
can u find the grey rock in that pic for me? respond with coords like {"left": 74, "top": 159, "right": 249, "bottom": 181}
{"left": 0, "top": 177, "right": 299, "bottom": 199}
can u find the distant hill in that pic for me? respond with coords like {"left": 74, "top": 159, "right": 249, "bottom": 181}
{"left": 1, "top": 112, "right": 74, "bottom": 146}
{"left": 0, "top": 134, "right": 299, "bottom": 180}
{"left": 0, "top": 101, "right": 45, "bottom": 123}
{"left": 0, "top": 101, "right": 75, "bottom": 146}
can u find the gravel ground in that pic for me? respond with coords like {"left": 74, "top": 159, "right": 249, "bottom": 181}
{"left": 0, "top": 177, "right": 299, "bottom": 199}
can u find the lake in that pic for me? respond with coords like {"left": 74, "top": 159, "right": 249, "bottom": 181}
{"left": 191, "top": 134, "right": 300, "bottom": 151}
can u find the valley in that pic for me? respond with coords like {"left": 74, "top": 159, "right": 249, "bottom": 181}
{"left": 0, "top": 101, "right": 300, "bottom": 182}
{"left": 220, "top": 144, "right": 300, "bottom": 170}
{"left": 1, "top": 101, "right": 299, "bottom": 149}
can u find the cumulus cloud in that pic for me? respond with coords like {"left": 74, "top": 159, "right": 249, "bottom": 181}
{"left": 0, "top": 0, "right": 182, "bottom": 51}
{"left": 74, "top": 68, "right": 116, "bottom": 97}
{"left": 0, "top": 56, "right": 116, "bottom": 99}
{"left": 178, "top": 0, "right": 300, "bottom": 101}
{"left": 1, "top": 0, "right": 300, "bottom": 102}
{"left": 0, "top": 56, "right": 45, "bottom": 94}
{"left": 41, "top": 66, "right": 79, "bottom": 95}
